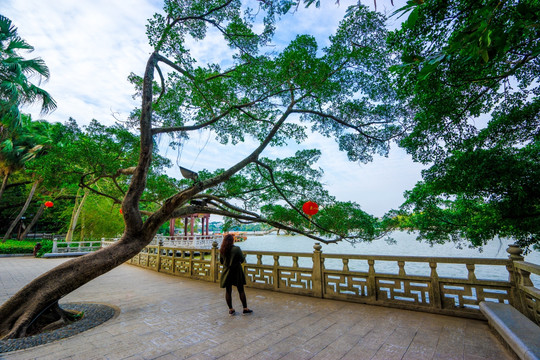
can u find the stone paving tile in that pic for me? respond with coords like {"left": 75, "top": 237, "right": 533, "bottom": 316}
{"left": 341, "top": 345, "right": 380, "bottom": 360}
{"left": 371, "top": 343, "right": 409, "bottom": 360}
{"left": 0, "top": 257, "right": 515, "bottom": 360}
{"left": 401, "top": 329, "right": 439, "bottom": 359}
{"left": 151, "top": 353, "right": 178, "bottom": 360}
{"left": 433, "top": 352, "right": 465, "bottom": 360}
{"left": 402, "top": 350, "right": 435, "bottom": 360}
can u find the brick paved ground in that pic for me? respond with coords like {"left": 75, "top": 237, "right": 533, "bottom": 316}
{"left": 0, "top": 257, "right": 512, "bottom": 360}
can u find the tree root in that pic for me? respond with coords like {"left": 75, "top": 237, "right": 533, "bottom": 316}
{"left": 24, "top": 302, "right": 83, "bottom": 337}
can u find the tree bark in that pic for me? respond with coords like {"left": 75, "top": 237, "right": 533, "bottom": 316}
{"left": 3, "top": 179, "right": 41, "bottom": 242}
{"left": 65, "top": 189, "right": 89, "bottom": 242}
{"left": 0, "top": 170, "right": 11, "bottom": 204}
{"left": 18, "top": 203, "right": 45, "bottom": 241}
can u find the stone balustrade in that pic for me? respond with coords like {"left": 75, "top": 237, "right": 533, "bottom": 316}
{"left": 51, "top": 239, "right": 103, "bottom": 253}
{"left": 126, "top": 241, "right": 539, "bottom": 325}
{"left": 507, "top": 244, "right": 540, "bottom": 326}
{"left": 101, "top": 234, "right": 222, "bottom": 249}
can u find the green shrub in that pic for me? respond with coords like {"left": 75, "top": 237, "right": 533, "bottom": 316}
{"left": 35, "top": 240, "right": 53, "bottom": 258}
{"left": 0, "top": 240, "right": 38, "bottom": 254}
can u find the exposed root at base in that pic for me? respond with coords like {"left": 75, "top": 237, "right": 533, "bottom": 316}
{"left": 25, "top": 302, "right": 84, "bottom": 337}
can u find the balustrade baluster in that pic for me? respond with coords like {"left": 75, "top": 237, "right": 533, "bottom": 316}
{"left": 518, "top": 268, "right": 534, "bottom": 287}
{"left": 157, "top": 241, "right": 162, "bottom": 272}
{"left": 273, "top": 255, "right": 280, "bottom": 290}
{"left": 343, "top": 258, "right": 349, "bottom": 273}
{"left": 430, "top": 262, "right": 442, "bottom": 309}
{"left": 210, "top": 241, "right": 218, "bottom": 282}
{"left": 367, "top": 259, "right": 376, "bottom": 299}
{"left": 507, "top": 244, "right": 527, "bottom": 313}
{"left": 398, "top": 261, "right": 406, "bottom": 276}
{"left": 312, "top": 243, "right": 323, "bottom": 298}
{"left": 466, "top": 263, "right": 476, "bottom": 281}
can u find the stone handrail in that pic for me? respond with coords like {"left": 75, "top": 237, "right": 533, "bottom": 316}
{"left": 101, "top": 234, "right": 221, "bottom": 249}
{"left": 52, "top": 240, "right": 102, "bottom": 253}
{"left": 126, "top": 241, "right": 539, "bottom": 324}
{"left": 512, "top": 260, "right": 540, "bottom": 325}
{"left": 130, "top": 245, "right": 218, "bottom": 282}
{"left": 242, "top": 246, "right": 513, "bottom": 320}
{"left": 153, "top": 234, "right": 222, "bottom": 248}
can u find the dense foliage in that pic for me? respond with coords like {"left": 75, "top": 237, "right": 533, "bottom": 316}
{"left": 386, "top": 0, "right": 540, "bottom": 249}
{"left": 0, "top": 117, "right": 176, "bottom": 240}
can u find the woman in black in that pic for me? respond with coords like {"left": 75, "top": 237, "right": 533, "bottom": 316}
{"left": 219, "top": 234, "right": 253, "bottom": 316}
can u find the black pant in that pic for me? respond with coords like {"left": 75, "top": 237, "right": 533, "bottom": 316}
{"left": 225, "top": 283, "right": 247, "bottom": 309}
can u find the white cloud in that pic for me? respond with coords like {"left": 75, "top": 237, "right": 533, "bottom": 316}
{"left": 3, "top": 0, "right": 160, "bottom": 126}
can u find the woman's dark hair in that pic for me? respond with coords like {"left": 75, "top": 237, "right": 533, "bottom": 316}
{"left": 220, "top": 234, "right": 234, "bottom": 257}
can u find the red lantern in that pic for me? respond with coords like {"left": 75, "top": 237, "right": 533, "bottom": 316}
{"left": 44, "top": 201, "right": 54, "bottom": 208}
{"left": 119, "top": 208, "right": 123, "bottom": 214}
{"left": 302, "top": 201, "right": 319, "bottom": 217}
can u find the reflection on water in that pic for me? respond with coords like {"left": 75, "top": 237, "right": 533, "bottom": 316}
{"left": 239, "top": 231, "right": 540, "bottom": 286}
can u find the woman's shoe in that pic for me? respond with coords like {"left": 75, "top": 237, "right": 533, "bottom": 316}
{"left": 242, "top": 309, "right": 253, "bottom": 315}
{"left": 229, "top": 309, "right": 236, "bottom": 316}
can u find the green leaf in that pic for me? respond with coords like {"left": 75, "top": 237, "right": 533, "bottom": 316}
{"left": 406, "top": 8, "right": 419, "bottom": 29}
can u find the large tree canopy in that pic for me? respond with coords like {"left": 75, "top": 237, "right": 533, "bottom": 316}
{"left": 386, "top": 0, "right": 540, "bottom": 249}
{"left": 118, "top": 0, "right": 403, "bottom": 243}
{"left": 0, "top": 1, "right": 403, "bottom": 339}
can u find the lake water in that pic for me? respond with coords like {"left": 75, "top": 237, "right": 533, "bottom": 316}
{"left": 239, "top": 231, "right": 540, "bottom": 286}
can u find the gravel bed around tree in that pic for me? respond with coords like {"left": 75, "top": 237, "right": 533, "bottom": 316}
{"left": 0, "top": 303, "right": 119, "bottom": 353}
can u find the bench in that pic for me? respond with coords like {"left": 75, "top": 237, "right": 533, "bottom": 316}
{"left": 480, "top": 301, "right": 540, "bottom": 360}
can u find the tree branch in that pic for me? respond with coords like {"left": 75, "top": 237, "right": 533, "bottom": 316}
{"left": 290, "top": 109, "right": 389, "bottom": 142}
{"left": 144, "top": 103, "right": 296, "bottom": 233}
{"left": 154, "top": 64, "right": 166, "bottom": 106}
{"left": 170, "top": 204, "right": 340, "bottom": 244}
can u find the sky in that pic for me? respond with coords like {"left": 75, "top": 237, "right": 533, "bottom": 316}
{"left": 2, "top": 0, "right": 423, "bottom": 217}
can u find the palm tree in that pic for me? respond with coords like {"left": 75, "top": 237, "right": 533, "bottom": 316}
{"left": 0, "top": 14, "right": 56, "bottom": 135}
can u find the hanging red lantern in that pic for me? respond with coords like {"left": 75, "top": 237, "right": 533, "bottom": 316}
{"left": 302, "top": 201, "right": 319, "bottom": 217}
{"left": 44, "top": 201, "right": 54, "bottom": 208}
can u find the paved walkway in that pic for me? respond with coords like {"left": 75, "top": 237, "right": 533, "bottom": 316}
{"left": 0, "top": 257, "right": 512, "bottom": 360}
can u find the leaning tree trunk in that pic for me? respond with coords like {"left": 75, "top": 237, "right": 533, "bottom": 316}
{"left": 0, "top": 232, "right": 156, "bottom": 339}
{"left": 65, "top": 189, "right": 89, "bottom": 242}
{"left": 0, "top": 53, "right": 162, "bottom": 339}
{"left": 3, "top": 179, "right": 41, "bottom": 242}
{"left": 18, "top": 203, "right": 46, "bottom": 241}
{"left": 0, "top": 170, "right": 11, "bottom": 204}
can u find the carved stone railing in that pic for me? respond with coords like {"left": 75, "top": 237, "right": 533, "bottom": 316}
{"left": 153, "top": 234, "right": 222, "bottom": 248}
{"left": 506, "top": 244, "right": 540, "bottom": 325}
{"left": 127, "top": 241, "right": 539, "bottom": 324}
{"left": 129, "top": 245, "right": 219, "bottom": 283}
{"left": 101, "top": 234, "right": 221, "bottom": 249}
{"left": 51, "top": 239, "right": 103, "bottom": 253}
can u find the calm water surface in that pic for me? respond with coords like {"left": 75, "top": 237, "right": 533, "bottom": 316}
{"left": 239, "top": 231, "right": 540, "bottom": 286}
